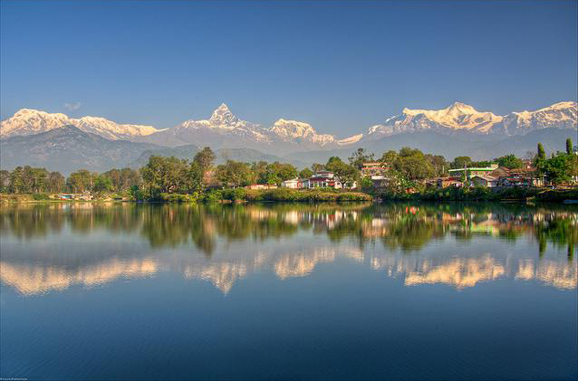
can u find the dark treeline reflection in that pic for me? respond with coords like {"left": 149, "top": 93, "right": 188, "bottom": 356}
{"left": 1, "top": 202, "right": 577, "bottom": 257}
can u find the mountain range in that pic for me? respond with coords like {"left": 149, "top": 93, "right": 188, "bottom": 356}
{"left": 1, "top": 101, "right": 576, "bottom": 173}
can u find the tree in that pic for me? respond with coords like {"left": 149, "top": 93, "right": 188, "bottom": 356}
{"left": 537, "top": 143, "right": 546, "bottom": 160}
{"left": 380, "top": 150, "right": 398, "bottom": 166}
{"left": 566, "top": 138, "right": 573, "bottom": 155}
{"left": 311, "top": 163, "right": 325, "bottom": 173}
{"left": 450, "top": 156, "right": 472, "bottom": 169}
{"left": 541, "top": 154, "right": 572, "bottom": 185}
{"left": 215, "top": 160, "right": 256, "bottom": 187}
{"left": 393, "top": 147, "right": 434, "bottom": 181}
{"left": 93, "top": 174, "right": 113, "bottom": 193}
{"left": 194, "top": 147, "right": 216, "bottom": 173}
{"left": 0, "top": 170, "right": 11, "bottom": 193}
{"left": 348, "top": 148, "right": 374, "bottom": 170}
{"left": 67, "top": 170, "right": 95, "bottom": 193}
{"left": 496, "top": 154, "right": 522, "bottom": 169}
{"left": 325, "top": 156, "right": 359, "bottom": 187}
{"left": 47, "top": 172, "right": 65, "bottom": 193}
{"left": 9, "top": 167, "right": 24, "bottom": 193}
{"left": 299, "top": 168, "right": 313, "bottom": 179}
{"left": 141, "top": 156, "right": 193, "bottom": 197}
{"left": 425, "top": 154, "right": 447, "bottom": 176}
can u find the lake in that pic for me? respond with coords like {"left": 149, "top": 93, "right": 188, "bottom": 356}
{"left": 1, "top": 202, "right": 576, "bottom": 380}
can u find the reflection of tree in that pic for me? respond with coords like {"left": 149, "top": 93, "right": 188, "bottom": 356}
{"left": 2, "top": 202, "right": 577, "bottom": 258}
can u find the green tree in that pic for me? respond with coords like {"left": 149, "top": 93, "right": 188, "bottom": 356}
{"left": 47, "top": 171, "right": 65, "bottom": 193}
{"left": 0, "top": 170, "right": 11, "bottom": 193}
{"left": 215, "top": 160, "right": 256, "bottom": 187}
{"left": 566, "top": 138, "right": 573, "bottom": 155}
{"left": 450, "top": 156, "right": 472, "bottom": 169}
{"left": 67, "top": 170, "right": 95, "bottom": 193}
{"left": 194, "top": 147, "right": 216, "bottom": 173}
{"left": 541, "top": 154, "right": 572, "bottom": 185}
{"left": 496, "top": 154, "right": 522, "bottom": 169}
{"left": 326, "top": 156, "right": 359, "bottom": 187}
{"left": 348, "top": 148, "right": 374, "bottom": 170}
{"left": 299, "top": 168, "right": 313, "bottom": 179}
{"left": 393, "top": 147, "right": 435, "bottom": 181}
{"left": 93, "top": 174, "right": 113, "bottom": 193}
{"left": 311, "top": 163, "right": 325, "bottom": 173}
{"left": 141, "top": 156, "right": 192, "bottom": 197}
{"left": 380, "top": 150, "right": 398, "bottom": 165}
{"left": 537, "top": 143, "right": 546, "bottom": 160}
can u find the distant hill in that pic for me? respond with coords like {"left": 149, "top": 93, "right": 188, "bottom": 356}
{"left": 0, "top": 126, "right": 159, "bottom": 174}
{"left": 129, "top": 145, "right": 307, "bottom": 169}
{"left": 283, "top": 128, "right": 577, "bottom": 164}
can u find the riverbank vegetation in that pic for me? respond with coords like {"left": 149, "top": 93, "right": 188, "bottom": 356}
{"left": 1, "top": 139, "right": 576, "bottom": 203}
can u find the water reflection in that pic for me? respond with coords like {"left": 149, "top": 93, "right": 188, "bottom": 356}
{"left": 1, "top": 202, "right": 576, "bottom": 295}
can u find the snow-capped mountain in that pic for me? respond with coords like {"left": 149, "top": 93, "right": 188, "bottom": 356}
{"left": 0, "top": 108, "right": 160, "bottom": 141}
{"left": 366, "top": 101, "right": 577, "bottom": 138}
{"left": 494, "top": 101, "right": 578, "bottom": 135}
{"left": 143, "top": 104, "right": 359, "bottom": 153}
{"left": 144, "top": 104, "right": 273, "bottom": 148}
{"left": 269, "top": 119, "right": 336, "bottom": 146}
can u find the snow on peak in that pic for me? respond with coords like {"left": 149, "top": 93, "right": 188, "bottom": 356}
{"left": 209, "top": 103, "right": 239, "bottom": 126}
{"left": 269, "top": 118, "right": 336, "bottom": 145}
{"left": 369, "top": 101, "right": 576, "bottom": 138}
{"left": 1, "top": 108, "right": 159, "bottom": 140}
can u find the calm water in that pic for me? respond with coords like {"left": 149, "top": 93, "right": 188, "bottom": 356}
{"left": 0, "top": 202, "right": 576, "bottom": 380}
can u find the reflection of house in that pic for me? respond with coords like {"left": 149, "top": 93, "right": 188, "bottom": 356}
{"left": 361, "top": 162, "right": 387, "bottom": 177}
{"left": 470, "top": 175, "right": 498, "bottom": 188}
{"left": 308, "top": 171, "right": 343, "bottom": 189}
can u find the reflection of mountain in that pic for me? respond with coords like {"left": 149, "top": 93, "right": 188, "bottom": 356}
{"left": 0, "top": 259, "right": 158, "bottom": 295}
{"left": 1, "top": 203, "right": 576, "bottom": 295}
{"left": 371, "top": 255, "right": 577, "bottom": 290}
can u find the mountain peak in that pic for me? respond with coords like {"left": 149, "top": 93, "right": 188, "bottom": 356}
{"left": 446, "top": 102, "right": 477, "bottom": 114}
{"left": 209, "top": 103, "right": 238, "bottom": 125}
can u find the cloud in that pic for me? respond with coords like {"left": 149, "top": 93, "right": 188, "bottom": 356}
{"left": 64, "top": 102, "right": 82, "bottom": 111}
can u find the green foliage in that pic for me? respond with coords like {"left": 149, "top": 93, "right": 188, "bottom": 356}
{"left": 221, "top": 188, "right": 247, "bottom": 201}
{"left": 536, "top": 152, "right": 574, "bottom": 185}
{"left": 31, "top": 193, "right": 50, "bottom": 201}
{"left": 451, "top": 156, "right": 472, "bottom": 169}
{"left": 348, "top": 148, "right": 375, "bottom": 170}
{"left": 194, "top": 147, "right": 216, "bottom": 174}
{"left": 299, "top": 168, "right": 313, "bottom": 179}
{"left": 566, "top": 138, "right": 573, "bottom": 155}
{"left": 215, "top": 160, "right": 256, "bottom": 187}
{"left": 325, "top": 156, "right": 359, "bottom": 187}
{"left": 496, "top": 154, "right": 522, "bottom": 169}
{"left": 537, "top": 143, "right": 546, "bottom": 160}
{"left": 159, "top": 193, "right": 198, "bottom": 203}
{"left": 141, "top": 156, "right": 203, "bottom": 199}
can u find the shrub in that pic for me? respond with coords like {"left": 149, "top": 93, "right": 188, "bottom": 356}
{"left": 32, "top": 193, "right": 50, "bottom": 201}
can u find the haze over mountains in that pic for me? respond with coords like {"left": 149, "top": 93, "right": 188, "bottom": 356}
{"left": 1, "top": 101, "right": 576, "bottom": 173}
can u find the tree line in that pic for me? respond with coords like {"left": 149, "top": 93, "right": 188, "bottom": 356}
{"left": 1, "top": 139, "right": 576, "bottom": 198}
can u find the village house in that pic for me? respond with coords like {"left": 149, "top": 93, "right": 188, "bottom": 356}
{"left": 470, "top": 175, "right": 499, "bottom": 188}
{"left": 448, "top": 164, "right": 499, "bottom": 179}
{"left": 307, "top": 171, "right": 343, "bottom": 189}
{"left": 361, "top": 162, "right": 388, "bottom": 178}
{"left": 281, "top": 178, "right": 303, "bottom": 189}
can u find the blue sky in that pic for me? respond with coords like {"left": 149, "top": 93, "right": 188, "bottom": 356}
{"left": 1, "top": 0, "right": 576, "bottom": 136}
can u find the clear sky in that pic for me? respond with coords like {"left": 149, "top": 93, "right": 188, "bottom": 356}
{"left": 1, "top": 0, "right": 576, "bottom": 137}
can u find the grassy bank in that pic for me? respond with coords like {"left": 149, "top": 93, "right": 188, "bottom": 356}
{"left": 203, "top": 188, "right": 373, "bottom": 202}
{"left": 3, "top": 187, "right": 577, "bottom": 204}
{"left": 376, "top": 187, "right": 578, "bottom": 202}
